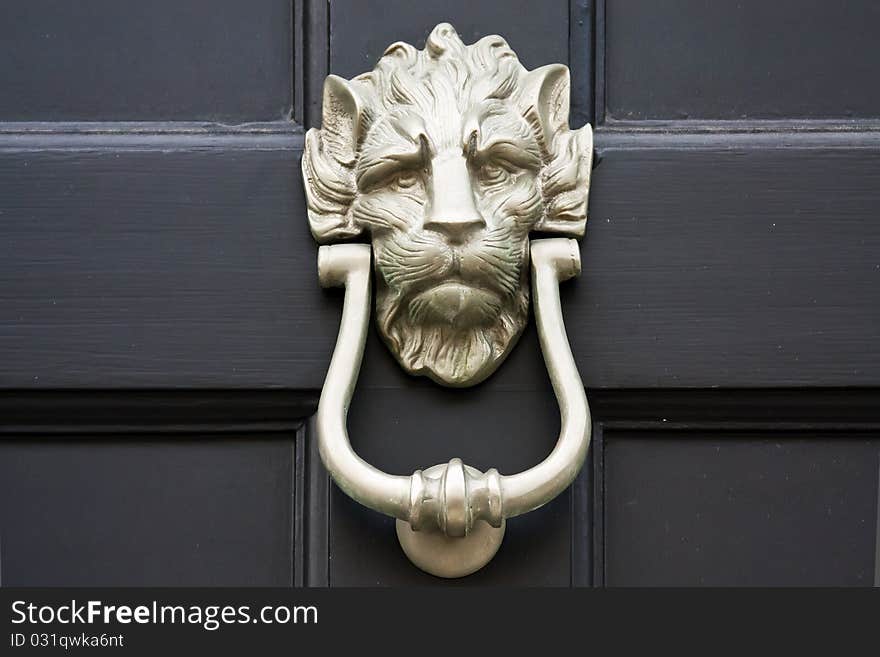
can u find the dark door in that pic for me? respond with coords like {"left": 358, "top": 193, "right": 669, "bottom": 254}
{"left": 1, "top": 1, "right": 878, "bottom": 587}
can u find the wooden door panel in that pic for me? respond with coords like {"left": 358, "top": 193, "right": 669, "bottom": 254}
{"left": 581, "top": 139, "right": 880, "bottom": 387}
{"left": 600, "top": 432, "right": 880, "bottom": 586}
{"left": 1, "top": 0, "right": 293, "bottom": 122}
{"left": 3, "top": 137, "right": 878, "bottom": 391}
{"left": 603, "top": 0, "right": 880, "bottom": 122}
{"left": 0, "top": 137, "right": 338, "bottom": 389}
{"left": 0, "top": 434, "right": 295, "bottom": 586}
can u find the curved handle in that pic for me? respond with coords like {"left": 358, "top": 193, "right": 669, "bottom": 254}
{"left": 315, "top": 238, "right": 591, "bottom": 575}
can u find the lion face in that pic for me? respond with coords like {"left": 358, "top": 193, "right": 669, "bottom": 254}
{"left": 302, "top": 23, "right": 592, "bottom": 387}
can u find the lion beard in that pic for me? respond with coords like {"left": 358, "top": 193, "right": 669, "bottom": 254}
{"left": 377, "top": 285, "right": 530, "bottom": 387}
{"left": 373, "top": 226, "right": 532, "bottom": 387}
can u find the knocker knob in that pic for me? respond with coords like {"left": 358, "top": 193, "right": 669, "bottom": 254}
{"left": 400, "top": 460, "right": 507, "bottom": 578}
{"left": 407, "top": 459, "right": 504, "bottom": 537}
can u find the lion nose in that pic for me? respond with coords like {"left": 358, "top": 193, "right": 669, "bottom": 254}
{"left": 424, "top": 213, "right": 485, "bottom": 242}
{"left": 424, "top": 155, "right": 486, "bottom": 243}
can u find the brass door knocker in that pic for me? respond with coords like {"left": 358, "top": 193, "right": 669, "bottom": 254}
{"left": 302, "top": 23, "right": 593, "bottom": 577}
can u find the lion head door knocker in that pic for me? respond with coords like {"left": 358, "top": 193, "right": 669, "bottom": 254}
{"left": 302, "top": 23, "right": 593, "bottom": 577}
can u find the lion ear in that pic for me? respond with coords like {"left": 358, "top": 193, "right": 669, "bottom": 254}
{"left": 301, "top": 75, "right": 364, "bottom": 243}
{"left": 520, "top": 64, "right": 570, "bottom": 156}
{"left": 520, "top": 65, "right": 593, "bottom": 237}
{"left": 535, "top": 124, "right": 593, "bottom": 237}
{"left": 321, "top": 75, "right": 363, "bottom": 166}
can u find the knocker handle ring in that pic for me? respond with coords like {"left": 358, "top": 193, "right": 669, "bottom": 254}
{"left": 316, "top": 238, "right": 591, "bottom": 577}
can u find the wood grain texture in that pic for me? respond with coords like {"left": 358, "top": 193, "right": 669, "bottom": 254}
{"left": 603, "top": 0, "right": 880, "bottom": 122}
{"left": 1, "top": 131, "right": 878, "bottom": 389}
{"left": 0, "top": 132, "right": 338, "bottom": 389}
{"left": 0, "top": 0, "right": 292, "bottom": 122}
{"left": 580, "top": 137, "right": 880, "bottom": 388}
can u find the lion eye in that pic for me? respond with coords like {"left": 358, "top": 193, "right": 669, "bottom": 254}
{"left": 392, "top": 171, "right": 419, "bottom": 190}
{"left": 479, "top": 163, "right": 510, "bottom": 186}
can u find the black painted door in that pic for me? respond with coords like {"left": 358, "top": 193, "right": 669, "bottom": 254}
{"left": 1, "top": 1, "right": 878, "bottom": 587}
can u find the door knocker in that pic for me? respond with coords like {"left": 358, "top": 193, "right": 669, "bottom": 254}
{"left": 302, "top": 23, "right": 593, "bottom": 577}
